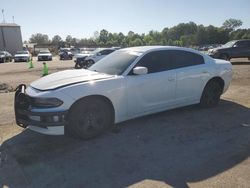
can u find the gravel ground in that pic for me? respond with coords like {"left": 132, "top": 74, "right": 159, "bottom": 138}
{"left": 0, "top": 58, "right": 249, "bottom": 188}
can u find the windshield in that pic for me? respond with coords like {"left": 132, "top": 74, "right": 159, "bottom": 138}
{"left": 222, "top": 41, "right": 236, "bottom": 48}
{"left": 39, "top": 51, "right": 50, "bottom": 54}
{"left": 88, "top": 50, "right": 139, "bottom": 75}
{"left": 16, "top": 51, "right": 29, "bottom": 54}
{"left": 0, "top": 52, "right": 5, "bottom": 55}
{"left": 91, "top": 48, "right": 105, "bottom": 54}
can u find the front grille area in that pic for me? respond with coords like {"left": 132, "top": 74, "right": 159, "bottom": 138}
{"left": 38, "top": 55, "right": 52, "bottom": 61}
{"left": 14, "top": 84, "right": 67, "bottom": 128}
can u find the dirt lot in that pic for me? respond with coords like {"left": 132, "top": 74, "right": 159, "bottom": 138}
{"left": 0, "top": 58, "right": 250, "bottom": 188}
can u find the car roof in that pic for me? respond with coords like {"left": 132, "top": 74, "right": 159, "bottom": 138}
{"left": 236, "top": 39, "right": 250, "bottom": 42}
{"left": 120, "top": 46, "right": 197, "bottom": 53}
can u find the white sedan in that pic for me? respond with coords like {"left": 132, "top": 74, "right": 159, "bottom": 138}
{"left": 14, "top": 51, "right": 32, "bottom": 62}
{"left": 37, "top": 50, "right": 53, "bottom": 61}
{"left": 14, "top": 46, "right": 233, "bottom": 139}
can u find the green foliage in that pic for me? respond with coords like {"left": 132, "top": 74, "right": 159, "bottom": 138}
{"left": 29, "top": 19, "right": 249, "bottom": 48}
{"left": 29, "top": 33, "right": 49, "bottom": 44}
{"left": 222, "top": 18, "right": 243, "bottom": 31}
{"left": 230, "top": 29, "right": 250, "bottom": 40}
{"left": 51, "top": 35, "right": 62, "bottom": 45}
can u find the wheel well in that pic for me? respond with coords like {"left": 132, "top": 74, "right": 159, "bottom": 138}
{"left": 206, "top": 77, "right": 225, "bottom": 91}
{"left": 68, "top": 95, "right": 115, "bottom": 122}
{"left": 220, "top": 53, "right": 229, "bottom": 59}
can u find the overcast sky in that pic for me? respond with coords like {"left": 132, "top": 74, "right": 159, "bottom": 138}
{"left": 1, "top": 0, "right": 250, "bottom": 41}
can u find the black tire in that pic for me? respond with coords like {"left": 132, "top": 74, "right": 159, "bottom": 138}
{"left": 74, "top": 62, "right": 82, "bottom": 69}
{"left": 74, "top": 63, "right": 79, "bottom": 69}
{"left": 66, "top": 97, "right": 113, "bottom": 139}
{"left": 220, "top": 54, "right": 230, "bottom": 61}
{"left": 87, "top": 59, "right": 95, "bottom": 68}
{"left": 200, "top": 80, "right": 223, "bottom": 107}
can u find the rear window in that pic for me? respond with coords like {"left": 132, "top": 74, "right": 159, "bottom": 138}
{"left": 236, "top": 41, "right": 250, "bottom": 47}
{"left": 170, "top": 50, "right": 204, "bottom": 69}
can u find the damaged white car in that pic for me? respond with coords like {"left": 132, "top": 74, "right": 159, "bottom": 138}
{"left": 14, "top": 46, "right": 233, "bottom": 139}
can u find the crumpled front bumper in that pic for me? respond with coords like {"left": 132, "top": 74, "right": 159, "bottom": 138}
{"left": 14, "top": 84, "right": 67, "bottom": 129}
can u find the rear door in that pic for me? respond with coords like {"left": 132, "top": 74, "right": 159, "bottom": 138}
{"left": 170, "top": 50, "right": 209, "bottom": 105}
{"left": 233, "top": 41, "right": 250, "bottom": 58}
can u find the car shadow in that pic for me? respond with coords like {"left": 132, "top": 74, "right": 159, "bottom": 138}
{"left": 0, "top": 100, "right": 250, "bottom": 188}
{"left": 230, "top": 60, "right": 250, "bottom": 65}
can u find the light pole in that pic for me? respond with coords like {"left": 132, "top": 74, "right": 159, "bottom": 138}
{"left": 1, "top": 9, "right": 5, "bottom": 23}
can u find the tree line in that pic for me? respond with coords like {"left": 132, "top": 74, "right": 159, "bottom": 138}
{"left": 28, "top": 19, "right": 250, "bottom": 48}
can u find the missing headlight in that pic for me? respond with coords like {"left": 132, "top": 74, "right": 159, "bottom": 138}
{"left": 31, "top": 97, "right": 63, "bottom": 108}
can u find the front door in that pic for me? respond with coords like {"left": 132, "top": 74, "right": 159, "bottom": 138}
{"left": 125, "top": 50, "right": 176, "bottom": 117}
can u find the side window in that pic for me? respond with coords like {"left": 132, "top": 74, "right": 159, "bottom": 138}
{"left": 136, "top": 50, "right": 172, "bottom": 74}
{"left": 100, "top": 49, "right": 114, "bottom": 55}
{"left": 106, "top": 49, "right": 115, "bottom": 55}
{"left": 235, "top": 41, "right": 249, "bottom": 47}
{"left": 170, "top": 50, "right": 204, "bottom": 69}
{"left": 235, "top": 41, "right": 243, "bottom": 47}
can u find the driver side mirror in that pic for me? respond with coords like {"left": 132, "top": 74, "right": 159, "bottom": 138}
{"left": 97, "top": 52, "right": 102, "bottom": 56}
{"left": 133, "top": 66, "right": 148, "bottom": 75}
{"left": 233, "top": 44, "right": 238, "bottom": 47}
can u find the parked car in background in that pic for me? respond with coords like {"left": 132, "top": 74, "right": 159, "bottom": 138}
{"left": 14, "top": 51, "right": 32, "bottom": 62}
{"left": 37, "top": 50, "right": 52, "bottom": 61}
{"left": 74, "top": 48, "right": 95, "bottom": 68}
{"left": 59, "top": 49, "right": 73, "bottom": 60}
{"left": 14, "top": 46, "right": 232, "bottom": 139}
{"left": 208, "top": 39, "right": 250, "bottom": 60}
{"left": 84, "top": 48, "right": 117, "bottom": 66}
{"left": 0, "top": 51, "right": 12, "bottom": 63}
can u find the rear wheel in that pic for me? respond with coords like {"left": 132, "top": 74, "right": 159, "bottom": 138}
{"left": 200, "top": 81, "right": 223, "bottom": 107}
{"left": 66, "top": 98, "right": 113, "bottom": 139}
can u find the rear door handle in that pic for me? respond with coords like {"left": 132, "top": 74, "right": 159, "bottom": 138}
{"left": 168, "top": 77, "right": 175, "bottom": 81}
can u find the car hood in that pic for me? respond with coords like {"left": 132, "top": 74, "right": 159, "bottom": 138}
{"left": 30, "top": 69, "right": 114, "bottom": 91}
{"left": 208, "top": 46, "right": 228, "bottom": 53}
{"left": 15, "top": 54, "right": 29, "bottom": 57}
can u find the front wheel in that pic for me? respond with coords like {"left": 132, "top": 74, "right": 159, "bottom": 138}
{"left": 87, "top": 59, "right": 95, "bottom": 68}
{"left": 200, "top": 81, "right": 222, "bottom": 107}
{"left": 66, "top": 98, "right": 113, "bottom": 139}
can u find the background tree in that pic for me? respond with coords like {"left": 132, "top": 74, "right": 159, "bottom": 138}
{"left": 51, "top": 35, "right": 62, "bottom": 45}
{"left": 28, "top": 19, "right": 249, "bottom": 49}
{"left": 222, "top": 18, "right": 243, "bottom": 31}
{"left": 29, "top": 33, "right": 50, "bottom": 44}
{"left": 98, "top": 29, "right": 109, "bottom": 46}
{"left": 65, "top": 35, "right": 73, "bottom": 46}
